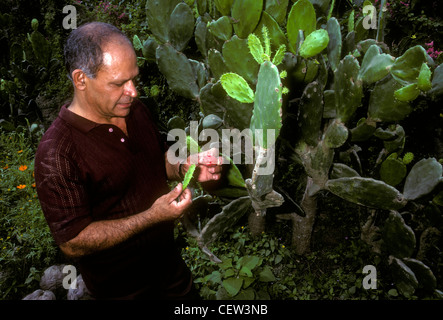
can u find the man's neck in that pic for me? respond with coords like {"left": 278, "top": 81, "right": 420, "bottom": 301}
{"left": 68, "top": 98, "right": 128, "bottom": 136}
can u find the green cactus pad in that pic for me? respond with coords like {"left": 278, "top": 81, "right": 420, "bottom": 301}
{"left": 142, "top": 37, "right": 158, "bottom": 62}
{"left": 287, "top": 0, "right": 316, "bottom": 53}
{"left": 208, "top": 49, "right": 228, "bottom": 81}
{"left": 403, "top": 158, "right": 443, "bottom": 200}
{"left": 156, "top": 44, "right": 200, "bottom": 100}
{"left": 299, "top": 29, "right": 330, "bottom": 59}
{"left": 208, "top": 16, "right": 233, "bottom": 41}
{"left": 214, "top": 0, "right": 234, "bottom": 16}
{"left": 382, "top": 211, "right": 416, "bottom": 258}
{"left": 380, "top": 156, "right": 407, "bottom": 187}
{"left": 394, "top": 83, "right": 420, "bottom": 102}
{"left": 334, "top": 55, "right": 363, "bottom": 123}
{"left": 383, "top": 125, "right": 405, "bottom": 154}
{"left": 199, "top": 196, "right": 252, "bottom": 246}
{"left": 429, "top": 64, "right": 443, "bottom": 99}
{"left": 389, "top": 256, "right": 419, "bottom": 298}
{"left": 324, "top": 119, "right": 349, "bottom": 149}
{"left": 223, "top": 35, "right": 259, "bottom": 84}
{"left": 250, "top": 61, "right": 283, "bottom": 148}
{"left": 326, "top": 17, "right": 342, "bottom": 72}
{"left": 330, "top": 163, "right": 360, "bottom": 179}
{"left": 248, "top": 33, "right": 265, "bottom": 64}
{"left": 265, "top": 0, "right": 289, "bottom": 25}
{"left": 368, "top": 76, "right": 412, "bottom": 122}
{"left": 220, "top": 73, "right": 255, "bottom": 103}
{"left": 200, "top": 81, "right": 253, "bottom": 130}
{"left": 30, "top": 31, "right": 51, "bottom": 66}
{"left": 325, "top": 177, "right": 407, "bottom": 210}
{"left": 146, "top": 0, "right": 181, "bottom": 44}
{"left": 168, "top": 3, "right": 195, "bottom": 51}
{"left": 358, "top": 44, "right": 395, "bottom": 85}
{"left": 417, "top": 63, "right": 432, "bottom": 92}
{"left": 298, "top": 81, "right": 323, "bottom": 146}
{"left": 182, "top": 164, "right": 197, "bottom": 190}
{"left": 403, "top": 258, "right": 437, "bottom": 291}
{"left": 254, "top": 11, "right": 288, "bottom": 53}
{"left": 391, "top": 45, "right": 428, "bottom": 86}
{"left": 231, "top": 0, "right": 263, "bottom": 39}
{"left": 350, "top": 117, "right": 377, "bottom": 142}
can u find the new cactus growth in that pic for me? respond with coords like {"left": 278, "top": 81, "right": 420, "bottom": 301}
{"left": 299, "top": 29, "right": 330, "bottom": 59}
{"left": 182, "top": 164, "right": 196, "bottom": 190}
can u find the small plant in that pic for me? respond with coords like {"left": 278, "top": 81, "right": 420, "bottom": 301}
{"left": 0, "top": 128, "right": 59, "bottom": 299}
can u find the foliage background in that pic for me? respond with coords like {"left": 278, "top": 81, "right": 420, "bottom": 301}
{"left": 0, "top": 0, "right": 442, "bottom": 300}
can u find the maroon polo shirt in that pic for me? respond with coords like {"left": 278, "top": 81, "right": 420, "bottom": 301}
{"left": 34, "top": 99, "right": 192, "bottom": 299}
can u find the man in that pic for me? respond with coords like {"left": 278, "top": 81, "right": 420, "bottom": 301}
{"left": 34, "top": 22, "right": 222, "bottom": 300}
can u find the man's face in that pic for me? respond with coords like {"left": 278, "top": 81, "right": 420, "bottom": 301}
{"left": 84, "top": 41, "right": 139, "bottom": 121}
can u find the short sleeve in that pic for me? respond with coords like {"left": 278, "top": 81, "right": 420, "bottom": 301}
{"left": 35, "top": 132, "right": 92, "bottom": 245}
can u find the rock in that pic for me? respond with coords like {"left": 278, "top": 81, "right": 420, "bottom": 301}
{"left": 23, "top": 289, "right": 56, "bottom": 300}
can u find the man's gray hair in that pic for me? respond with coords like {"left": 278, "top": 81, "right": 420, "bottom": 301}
{"left": 64, "top": 22, "right": 132, "bottom": 81}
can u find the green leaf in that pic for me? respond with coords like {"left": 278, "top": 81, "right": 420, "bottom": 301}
{"left": 223, "top": 277, "right": 243, "bottom": 296}
{"left": 259, "top": 266, "right": 276, "bottom": 282}
{"left": 182, "top": 164, "right": 196, "bottom": 189}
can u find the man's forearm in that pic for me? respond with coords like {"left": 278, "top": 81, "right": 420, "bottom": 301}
{"left": 60, "top": 206, "right": 161, "bottom": 258}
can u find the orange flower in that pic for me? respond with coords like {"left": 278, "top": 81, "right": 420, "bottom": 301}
{"left": 17, "top": 184, "right": 26, "bottom": 189}
{"left": 19, "top": 165, "right": 28, "bottom": 171}
{"left": 2, "top": 164, "right": 8, "bottom": 170}
{"left": 17, "top": 150, "right": 23, "bottom": 154}
{"left": 31, "top": 183, "right": 36, "bottom": 188}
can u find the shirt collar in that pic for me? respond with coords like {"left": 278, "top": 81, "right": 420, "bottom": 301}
{"left": 58, "top": 101, "right": 137, "bottom": 134}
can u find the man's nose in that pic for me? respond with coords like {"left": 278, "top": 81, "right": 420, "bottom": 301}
{"left": 124, "top": 80, "right": 138, "bottom": 97}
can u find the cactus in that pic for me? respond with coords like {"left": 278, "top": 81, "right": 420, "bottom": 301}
{"left": 28, "top": 19, "right": 51, "bottom": 67}
{"left": 208, "top": 16, "right": 232, "bottom": 41}
{"left": 287, "top": 0, "right": 316, "bottom": 53}
{"left": 146, "top": 0, "right": 195, "bottom": 52}
{"left": 382, "top": 211, "right": 416, "bottom": 258}
{"left": 390, "top": 45, "right": 428, "bottom": 86}
{"left": 155, "top": 43, "right": 200, "bottom": 100}
{"left": 403, "top": 158, "right": 443, "bottom": 201}
{"left": 334, "top": 55, "right": 363, "bottom": 123}
{"left": 222, "top": 35, "right": 259, "bottom": 85}
{"left": 379, "top": 154, "right": 407, "bottom": 187}
{"left": 231, "top": 0, "right": 263, "bottom": 39}
{"left": 358, "top": 44, "right": 394, "bottom": 85}
{"left": 299, "top": 29, "right": 330, "bottom": 59}
{"left": 417, "top": 62, "right": 432, "bottom": 92}
{"left": 326, "top": 17, "right": 342, "bottom": 72}
{"left": 325, "top": 177, "right": 407, "bottom": 210}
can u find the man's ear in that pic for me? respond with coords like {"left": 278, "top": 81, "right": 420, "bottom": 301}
{"left": 72, "top": 69, "right": 87, "bottom": 90}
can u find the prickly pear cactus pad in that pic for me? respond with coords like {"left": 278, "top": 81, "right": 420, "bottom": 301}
{"left": 287, "top": 0, "right": 316, "bottom": 53}
{"left": 299, "top": 29, "right": 330, "bottom": 59}
{"left": 403, "top": 158, "right": 443, "bottom": 201}
{"left": 182, "top": 164, "right": 197, "bottom": 190}
{"left": 249, "top": 60, "right": 283, "bottom": 148}
{"left": 325, "top": 177, "right": 407, "bottom": 210}
{"left": 358, "top": 44, "right": 394, "bottom": 85}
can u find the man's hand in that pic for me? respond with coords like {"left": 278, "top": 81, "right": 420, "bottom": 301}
{"left": 151, "top": 183, "right": 192, "bottom": 221}
{"left": 183, "top": 148, "right": 223, "bottom": 183}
